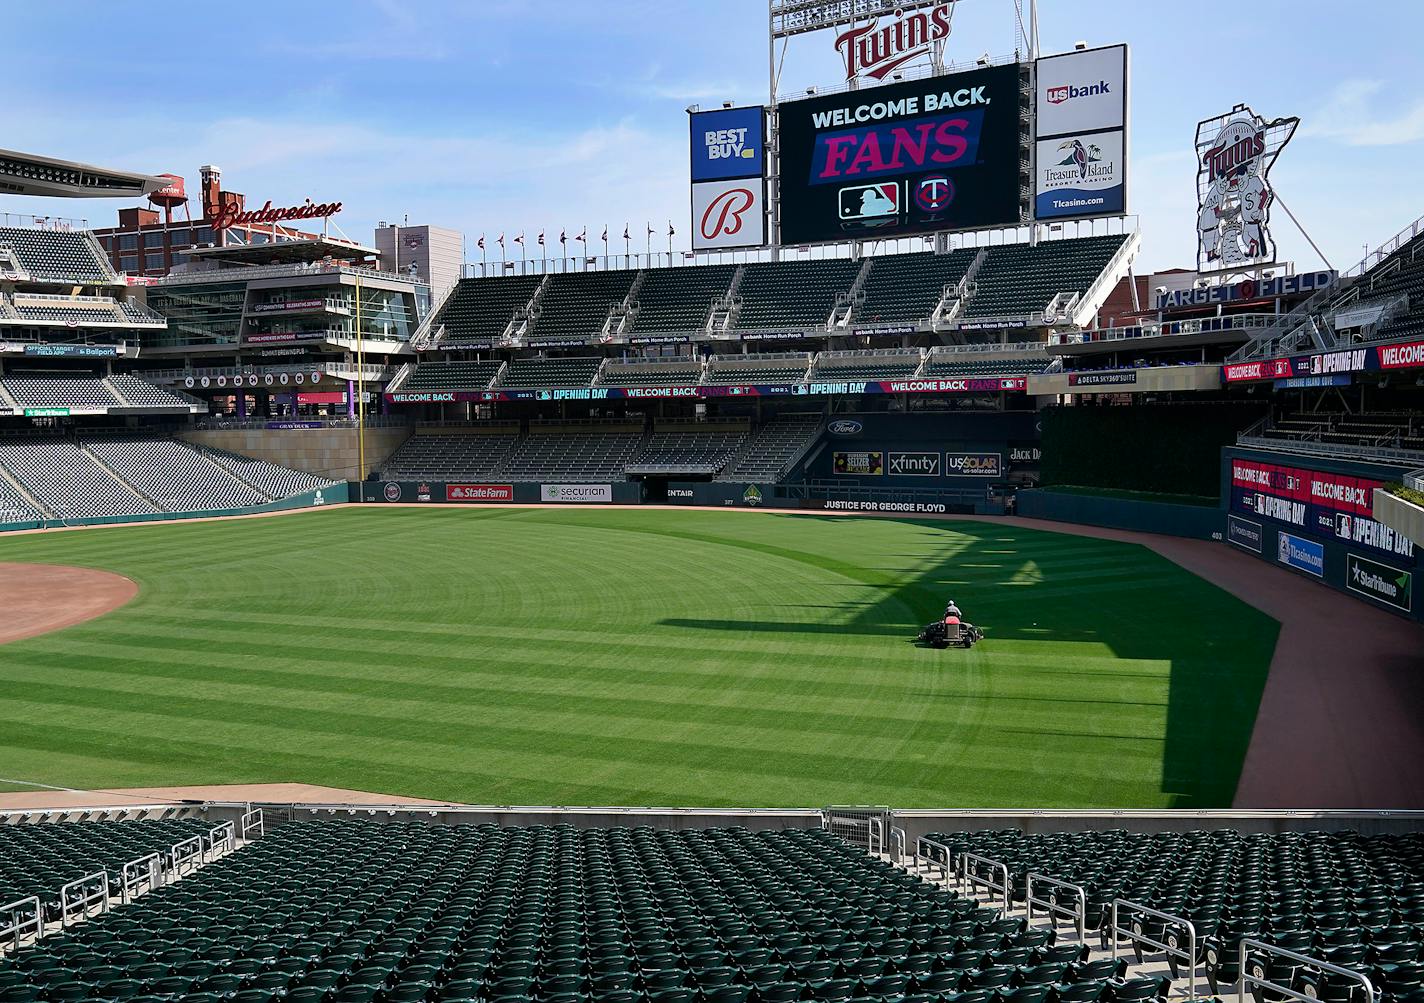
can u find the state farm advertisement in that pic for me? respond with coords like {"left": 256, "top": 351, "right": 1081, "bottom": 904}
{"left": 446, "top": 484, "right": 513, "bottom": 502}
{"left": 1229, "top": 457, "right": 1415, "bottom": 559}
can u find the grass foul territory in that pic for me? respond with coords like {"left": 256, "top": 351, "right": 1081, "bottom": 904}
{"left": 0, "top": 507, "right": 1277, "bottom": 808}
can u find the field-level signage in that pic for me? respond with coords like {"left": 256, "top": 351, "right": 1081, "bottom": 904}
{"left": 1346, "top": 553, "right": 1413, "bottom": 613}
{"left": 540, "top": 484, "right": 613, "bottom": 503}
{"left": 1227, "top": 515, "right": 1264, "bottom": 553}
{"left": 1277, "top": 531, "right": 1325, "bottom": 578}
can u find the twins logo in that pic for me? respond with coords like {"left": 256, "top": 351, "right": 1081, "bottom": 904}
{"left": 700, "top": 187, "right": 755, "bottom": 240}
{"left": 915, "top": 175, "right": 954, "bottom": 213}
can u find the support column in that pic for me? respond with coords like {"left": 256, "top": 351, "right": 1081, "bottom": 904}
{"left": 236, "top": 394, "right": 247, "bottom": 419}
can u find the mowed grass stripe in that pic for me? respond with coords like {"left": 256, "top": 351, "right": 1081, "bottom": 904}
{"left": 0, "top": 508, "right": 1276, "bottom": 807}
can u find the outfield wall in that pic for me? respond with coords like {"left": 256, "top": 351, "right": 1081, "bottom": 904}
{"left": 1221, "top": 447, "right": 1423, "bottom": 622}
{"left": 358, "top": 480, "right": 1001, "bottom": 515}
{"left": 183, "top": 426, "right": 412, "bottom": 481}
{"left": 0, "top": 484, "right": 347, "bottom": 535}
{"left": 1015, "top": 488, "right": 1224, "bottom": 540}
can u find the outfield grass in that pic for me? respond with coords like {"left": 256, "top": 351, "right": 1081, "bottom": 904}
{"left": 0, "top": 508, "right": 1278, "bottom": 808}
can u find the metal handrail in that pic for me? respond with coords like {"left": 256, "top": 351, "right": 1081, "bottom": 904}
{"left": 239, "top": 807, "right": 265, "bottom": 840}
{"left": 914, "top": 837, "right": 955, "bottom": 887}
{"left": 157, "top": 261, "right": 426, "bottom": 287}
{"left": 0, "top": 896, "right": 42, "bottom": 952}
{"left": 1239, "top": 938, "right": 1375, "bottom": 1003}
{"left": 203, "top": 821, "right": 235, "bottom": 861}
{"left": 170, "top": 835, "right": 203, "bottom": 877}
{"left": 890, "top": 825, "right": 907, "bottom": 865}
{"left": 1026, "top": 873, "right": 1087, "bottom": 939}
{"left": 1112, "top": 899, "right": 1197, "bottom": 1001}
{"left": 928, "top": 341, "right": 1047, "bottom": 355}
{"left": 868, "top": 816, "right": 884, "bottom": 856}
{"left": 1237, "top": 434, "right": 1424, "bottom": 466}
{"left": 960, "top": 852, "right": 1011, "bottom": 911}
{"left": 60, "top": 870, "right": 109, "bottom": 927}
{"left": 120, "top": 852, "right": 163, "bottom": 904}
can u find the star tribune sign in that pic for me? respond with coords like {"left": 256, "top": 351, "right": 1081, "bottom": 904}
{"left": 1194, "top": 104, "right": 1299, "bottom": 270}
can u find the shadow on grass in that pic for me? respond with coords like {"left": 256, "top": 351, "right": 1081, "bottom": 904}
{"left": 656, "top": 517, "right": 1276, "bottom": 808}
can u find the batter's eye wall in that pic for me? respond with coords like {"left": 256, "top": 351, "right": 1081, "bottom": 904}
{"left": 1040, "top": 403, "right": 1265, "bottom": 498}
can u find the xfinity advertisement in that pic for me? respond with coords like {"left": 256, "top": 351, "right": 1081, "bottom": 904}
{"left": 777, "top": 64, "right": 1023, "bottom": 243}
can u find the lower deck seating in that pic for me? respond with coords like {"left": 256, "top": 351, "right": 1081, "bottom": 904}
{"left": 381, "top": 431, "right": 521, "bottom": 480}
{"left": 502, "top": 428, "right": 645, "bottom": 481}
{"left": 1260, "top": 412, "right": 1424, "bottom": 454}
{"left": 83, "top": 438, "right": 267, "bottom": 512}
{"left": 626, "top": 427, "right": 746, "bottom": 474}
{"left": 717, "top": 413, "right": 824, "bottom": 483}
{"left": 0, "top": 818, "right": 211, "bottom": 917}
{"left": 0, "top": 439, "right": 155, "bottom": 519}
{"left": 200, "top": 449, "right": 338, "bottom": 498}
{"left": 0, "top": 821, "right": 1138, "bottom": 1003}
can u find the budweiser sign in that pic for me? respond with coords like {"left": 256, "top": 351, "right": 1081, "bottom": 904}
{"left": 834, "top": 2, "right": 953, "bottom": 82}
{"left": 210, "top": 197, "right": 343, "bottom": 232}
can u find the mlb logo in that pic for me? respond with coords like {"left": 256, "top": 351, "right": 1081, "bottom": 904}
{"left": 839, "top": 183, "right": 900, "bottom": 221}
{"left": 1336, "top": 513, "right": 1352, "bottom": 539}
{"left": 1047, "top": 86, "right": 1070, "bottom": 105}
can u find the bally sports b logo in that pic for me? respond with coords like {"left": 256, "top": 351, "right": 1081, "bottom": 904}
{"left": 701, "top": 187, "right": 754, "bottom": 240}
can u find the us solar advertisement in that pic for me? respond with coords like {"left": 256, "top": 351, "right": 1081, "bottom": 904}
{"left": 777, "top": 64, "right": 1023, "bottom": 244}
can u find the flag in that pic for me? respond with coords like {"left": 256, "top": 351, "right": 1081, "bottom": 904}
{"left": 576, "top": 227, "right": 587, "bottom": 244}
{"left": 559, "top": 230, "right": 567, "bottom": 246}
{"left": 476, "top": 235, "right": 485, "bottom": 250}
{"left": 623, "top": 225, "right": 630, "bottom": 240}
{"left": 601, "top": 225, "right": 608, "bottom": 243}
{"left": 537, "top": 231, "right": 545, "bottom": 246}
{"left": 646, "top": 222, "right": 655, "bottom": 237}
{"left": 514, "top": 232, "right": 524, "bottom": 246}
{"left": 668, "top": 221, "right": 676, "bottom": 237}
{"left": 496, "top": 233, "right": 505, "bottom": 248}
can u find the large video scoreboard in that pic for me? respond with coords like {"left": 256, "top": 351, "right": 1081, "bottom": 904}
{"left": 776, "top": 64, "right": 1023, "bottom": 244}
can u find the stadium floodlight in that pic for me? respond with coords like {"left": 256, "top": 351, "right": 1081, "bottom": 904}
{"left": 976, "top": 52, "right": 991, "bottom": 65}
{"left": 1074, "top": 40, "right": 1088, "bottom": 49}
{"left": 722, "top": 101, "right": 734, "bottom": 109}
{"left": 0, "top": 147, "right": 170, "bottom": 199}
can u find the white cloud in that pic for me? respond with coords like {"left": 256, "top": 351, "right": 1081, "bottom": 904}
{"left": 1303, "top": 79, "right": 1424, "bottom": 146}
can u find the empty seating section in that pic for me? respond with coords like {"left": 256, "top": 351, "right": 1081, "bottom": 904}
{"left": 964, "top": 236, "right": 1127, "bottom": 319}
{"left": 116, "top": 301, "right": 163, "bottom": 325}
{"left": 0, "top": 440, "right": 155, "bottom": 519}
{"left": 1, "top": 820, "right": 1119, "bottom": 1003}
{"left": 106, "top": 375, "right": 190, "bottom": 408}
{"left": 0, "top": 227, "right": 114, "bottom": 283}
{"left": 923, "top": 358, "right": 1052, "bottom": 377}
{"left": 1261, "top": 412, "right": 1424, "bottom": 454}
{"left": 434, "top": 276, "right": 541, "bottom": 343}
{"left": 381, "top": 431, "right": 520, "bottom": 480}
{"left": 532, "top": 272, "right": 636, "bottom": 340}
{"left": 629, "top": 265, "right": 737, "bottom": 333}
{"left": 498, "top": 357, "right": 602, "bottom": 389}
{"left": 402, "top": 362, "right": 503, "bottom": 393}
{"left": 812, "top": 353, "right": 923, "bottom": 382}
{"left": 502, "top": 427, "right": 645, "bottom": 481}
{"left": 856, "top": 250, "right": 979, "bottom": 325}
{"left": 718, "top": 413, "right": 823, "bottom": 482}
{"left": 931, "top": 828, "right": 1424, "bottom": 999}
{"left": 84, "top": 438, "right": 268, "bottom": 511}
{"left": 1361, "top": 243, "right": 1424, "bottom": 342}
{"left": 12, "top": 305, "right": 118, "bottom": 325}
{"left": 704, "top": 356, "right": 810, "bottom": 386}
{"left": 1, "top": 377, "right": 118, "bottom": 409}
{"left": 204, "top": 449, "right": 338, "bottom": 497}
{"left": 0, "top": 818, "right": 211, "bottom": 916}
{"left": 735, "top": 259, "right": 863, "bottom": 331}
{"left": 0, "top": 475, "right": 38, "bottom": 523}
{"left": 627, "top": 427, "right": 746, "bottom": 474}
{"left": 600, "top": 361, "right": 704, "bottom": 387}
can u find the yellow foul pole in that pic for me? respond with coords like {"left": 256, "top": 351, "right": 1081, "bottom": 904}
{"left": 355, "top": 274, "right": 365, "bottom": 482}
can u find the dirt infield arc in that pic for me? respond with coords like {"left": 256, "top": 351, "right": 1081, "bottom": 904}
{"left": 0, "top": 562, "right": 137, "bottom": 644}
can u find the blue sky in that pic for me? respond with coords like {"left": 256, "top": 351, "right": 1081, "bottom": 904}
{"left": 4, "top": 0, "right": 1423, "bottom": 273}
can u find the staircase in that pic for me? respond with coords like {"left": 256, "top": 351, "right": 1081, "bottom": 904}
{"left": 79, "top": 446, "right": 160, "bottom": 512}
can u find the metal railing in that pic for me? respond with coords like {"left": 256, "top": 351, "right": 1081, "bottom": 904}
{"left": 203, "top": 821, "right": 236, "bottom": 861}
{"left": 1238, "top": 434, "right": 1424, "bottom": 466}
{"left": 157, "top": 261, "right": 427, "bottom": 287}
{"left": 1240, "top": 939, "right": 1374, "bottom": 1003}
{"left": 913, "top": 837, "right": 955, "bottom": 887}
{"left": 1056, "top": 312, "right": 1285, "bottom": 346}
{"left": 0, "top": 896, "right": 41, "bottom": 953}
{"left": 120, "top": 852, "right": 163, "bottom": 903}
{"left": 1405, "top": 469, "right": 1424, "bottom": 494}
{"left": 889, "top": 825, "right": 907, "bottom": 865}
{"left": 960, "top": 852, "right": 1011, "bottom": 911}
{"left": 1348, "top": 212, "right": 1424, "bottom": 276}
{"left": 927, "top": 341, "right": 1049, "bottom": 355}
{"left": 170, "top": 835, "right": 203, "bottom": 877}
{"left": 240, "top": 808, "right": 265, "bottom": 840}
{"left": 1026, "top": 873, "right": 1087, "bottom": 939}
{"left": 1112, "top": 899, "right": 1197, "bottom": 1001}
{"left": 60, "top": 870, "right": 110, "bottom": 927}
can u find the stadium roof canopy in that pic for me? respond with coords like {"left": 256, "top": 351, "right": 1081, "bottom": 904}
{"left": 181, "top": 236, "right": 377, "bottom": 266}
{"left": 0, "top": 148, "right": 170, "bottom": 199}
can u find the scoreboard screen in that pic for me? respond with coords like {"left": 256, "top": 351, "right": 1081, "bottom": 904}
{"left": 777, "top": 64, "right": 1023, "bottom": 244}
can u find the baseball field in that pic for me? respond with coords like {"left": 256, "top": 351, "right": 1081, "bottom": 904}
{"left": 0, "top": 507, "right": 1277, "bottom": 808}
